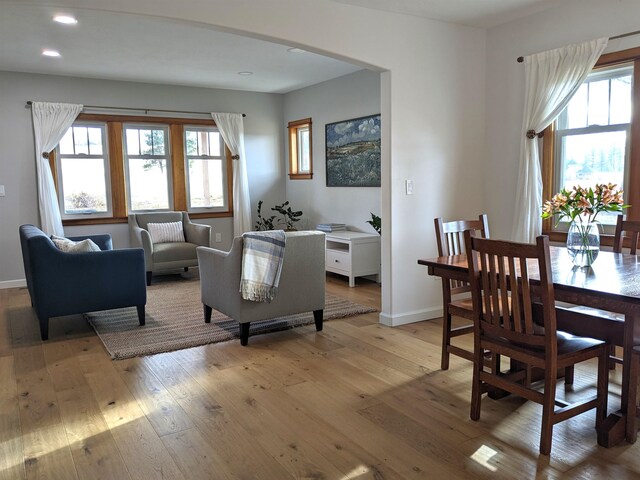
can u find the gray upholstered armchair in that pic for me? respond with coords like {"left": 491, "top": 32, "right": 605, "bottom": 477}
{"left": 197, "top": 231, "right": 326, "bottom": 345}
{"left": 128, "top": 211, "right": 211, "bottom": 285}
{"left": 19, "top": 224, "right": 146, "bottom": 341}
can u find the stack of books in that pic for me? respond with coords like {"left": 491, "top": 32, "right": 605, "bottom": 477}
{"left": 316, "top": 223, "right": 346, "bottom": 233}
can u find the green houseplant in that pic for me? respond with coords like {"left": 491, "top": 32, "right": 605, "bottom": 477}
{"left": 366, "top": 212, "right": 381, "bottom": 235}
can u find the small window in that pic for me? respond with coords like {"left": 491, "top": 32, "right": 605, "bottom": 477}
{"left": 124, "top": 125, "right": 172, "bottom": 211}
{"left": 184, "top": 127, "right": 229, "bottom": 211}
{"left": 56, "top": 123, "right": 112, "bottom": 218}
{"left": 288, "top": 118, "right": 313, "bottom": 179}
{"left": 553, "top": 64, "right": 632, "bottom": 228}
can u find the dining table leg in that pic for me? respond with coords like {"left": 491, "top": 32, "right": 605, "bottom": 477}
{"left": 624, "top": 314, "right": 640, "bottom": 443}
{"left": 597, "top": 312, "right": 640, "bottom": 447}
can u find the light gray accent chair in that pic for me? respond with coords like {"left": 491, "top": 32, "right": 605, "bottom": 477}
{"left": 197, "top": 230, "right": 326, "bottom": 345}
{"left": 129, "top": 211, "right": 211, "bottom": 285}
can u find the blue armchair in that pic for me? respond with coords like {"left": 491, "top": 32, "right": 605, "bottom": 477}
{"left": 19, "top": 224, "right": 147, "bottom": 340}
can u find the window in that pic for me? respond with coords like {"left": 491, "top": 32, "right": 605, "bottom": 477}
{"left": 56, "top": 123, "right": 111, "bottom": 218}
{"left": 184, "top": 127, "right": 229, "bottom": 212}
{"left": 288, "top": 118, "right": 312, "bottom": 179}
{"left": 50, "top": 114, "right": 233, "bottom": 225}
{"left": 554, "top": 65, "right": 632, "bottom": 227}
{"left": 543, "top": 47, "right": 640, "bottom": 238}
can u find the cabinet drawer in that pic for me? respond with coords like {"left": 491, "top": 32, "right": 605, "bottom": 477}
{"left": 326, "top": 249, "right": 350, "bottom": 274}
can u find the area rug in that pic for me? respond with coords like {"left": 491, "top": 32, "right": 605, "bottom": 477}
{"left": 85, "top": 273, "right": 376, "bottom": 359}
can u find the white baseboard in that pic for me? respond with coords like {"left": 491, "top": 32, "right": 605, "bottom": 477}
{"left": 379, "top": 306, "right": 442, "bottom": 327}
{"left": 0, "top": 279, "right": 27, "bottom": 290}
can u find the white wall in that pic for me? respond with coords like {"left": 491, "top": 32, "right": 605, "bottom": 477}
{"left": 283, "top": 69, "right": 381, "bottom": 234}
{"left": 0, "top": 70, "right": 284, "bottom": 285}
{"left": 3, "top": 0, "right": 488, "bottom": 327}
{"left": 485, "top": 0, "right": 640, "bottom": 240}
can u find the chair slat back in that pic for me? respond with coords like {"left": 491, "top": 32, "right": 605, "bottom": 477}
{"left": 613, "top": 215, "right": 640, "bottom": 255}
{"left": 435, "top": 215, "right": 489, "bottom": 292}
{"left": 464, "top": 233, "right": 557, "bottom": 350}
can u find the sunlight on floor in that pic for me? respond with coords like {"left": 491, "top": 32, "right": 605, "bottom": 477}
{"left": 339, "top": 465, "right": 370, "bottom": 478}
{"left": 470, "top": 444, "right": 498, "bottom": 472}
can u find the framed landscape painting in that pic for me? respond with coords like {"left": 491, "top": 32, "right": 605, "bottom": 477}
{"left": 325, "top": 114, "right": 381, "bottom": 187}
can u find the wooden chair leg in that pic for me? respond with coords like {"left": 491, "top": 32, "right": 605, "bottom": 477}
{"left": 239, "top": 322, "right": 250, "bottom": 346}
{"left": 313, "top": 309, "right": 323, "bottom": 331}
{"left": 38, "top": 316, "right": 49, "bottom": 341}
{"left": 204, "top": 304, "right": 212, "bottom": 323}
{"left": 441, "top": 311, "right": 452, "bottom": 370}
{"left": 540, "top": 365, "right": 557, "bottom": 455}
{"left": 564, "top": 365, "right": 575, "bottom": 385}
{"left": 470, "top": 346, "right": 483, "bottom": 421}
{"left": 137, "top": 305, "right": 145, "bottom": 326}
{"left": 146, "top": 271, "right": 152, "bottom": 286}
{"left": 609, "top": 344, "right": 617, "bottom": 370}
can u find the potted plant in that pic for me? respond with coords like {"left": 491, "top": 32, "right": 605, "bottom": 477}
{"left": 366, "top": 212, "right": 381, "bottom": 235}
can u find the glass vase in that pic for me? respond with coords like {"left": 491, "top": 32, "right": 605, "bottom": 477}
{"left": 566, "top": 221, "right": 600, "bottom": 267}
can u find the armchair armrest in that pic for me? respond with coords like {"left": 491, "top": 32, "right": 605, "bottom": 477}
{"left": 130, "top": 224, "right": 153, "bottom": 266}
{"left": 67, "top": 233, "right": 113, "bottom": 251}
{"left": 30, "top": 247, "right": 146, "bottom": 318}
{"left": 185, "top": 220, "right": 211, "bottom": 246}
{"left": 197, "top": 239, "right": 242, "bottom": 310}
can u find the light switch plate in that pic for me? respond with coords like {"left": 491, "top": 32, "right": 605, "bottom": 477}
{"left": 405, "top": 179, "right": 414, "bottom": 195}
{"left": 0, "top": 185, "right": 5, "bottom": 197}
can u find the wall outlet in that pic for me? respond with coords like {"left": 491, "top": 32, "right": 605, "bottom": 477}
{"left": 215, "top": 233, "right": 222, "bottom": 243}
{"left": 0, "top": 185, "right": 5, "bottom": 197}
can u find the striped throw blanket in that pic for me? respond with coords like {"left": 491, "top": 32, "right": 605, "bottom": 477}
{"left": 240, "top": 230, "right": 286, "bottom": 302}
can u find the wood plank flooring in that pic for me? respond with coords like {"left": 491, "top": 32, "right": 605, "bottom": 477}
{"left": 1, "top": 274, "right": 639, "bottom": 479}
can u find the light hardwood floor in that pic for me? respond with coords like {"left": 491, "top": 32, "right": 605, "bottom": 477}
{"left": 1, "top": 274, "right": 639, "bottom": 479}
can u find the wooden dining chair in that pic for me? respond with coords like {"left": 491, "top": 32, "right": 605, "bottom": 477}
{"left": 434, "top": 214, "right": 489, "bottom": 370}
{"left": 464, "top": 231, "right": 609, "bottom": 455}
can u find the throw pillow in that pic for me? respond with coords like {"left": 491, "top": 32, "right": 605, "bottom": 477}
{"left": 51, "top": 235, "right": 101, "bottom": 253}
{"left": 147, "top": 221, "right": 185, "bottom": 244}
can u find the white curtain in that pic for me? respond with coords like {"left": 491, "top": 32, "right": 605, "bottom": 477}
{"left": 511, "top": 38, "right": 608, "bottom": 243}
{"left": 211, "top": 112, "right": 252, "bottom": 236}
{"left": 31, "top": 102, "right": 83, "bottom": 236}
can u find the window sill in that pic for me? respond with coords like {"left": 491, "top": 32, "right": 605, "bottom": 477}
{"left": 62, "top": 211, "right": 233, "bottom": 226}
{"left": 289, "top": 173, "right": 313, "bottom": 180}
{"left": 542, "top": 229, "right": 615, "bottom": 247}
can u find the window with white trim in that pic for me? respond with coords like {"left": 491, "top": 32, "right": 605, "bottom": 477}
{"left": 553, "top": 64, "right": 632, "bottom": 228}
{"left": 56, "top": 123, "right": 112, "bottom": 218}
{"left": 124, "top": 125, "right": 172, "bottom": 211}
{"left": 184, "top": 127, "right": 228, "bottom": 211}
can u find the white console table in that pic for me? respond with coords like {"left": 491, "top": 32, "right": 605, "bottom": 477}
{"left": 324, "top": 231, "right": 380, "bottom": 287}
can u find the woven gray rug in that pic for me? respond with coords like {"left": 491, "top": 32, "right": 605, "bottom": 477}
{"left": 85, "top": 273, "right": 376, "bottom": 359}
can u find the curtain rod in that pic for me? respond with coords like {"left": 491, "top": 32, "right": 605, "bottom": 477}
{"left": 25, "top": 101, "right": 245, "bottom": 117}
{"left": 516, "top": 29, "right": 640, "bottom": 63}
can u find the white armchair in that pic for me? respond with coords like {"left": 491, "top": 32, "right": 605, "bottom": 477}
{"left": 197, "top": 231, "right": 326, "bottom": 345}
{"left": 129, "top": 211, "right": 211, "bottom": 285}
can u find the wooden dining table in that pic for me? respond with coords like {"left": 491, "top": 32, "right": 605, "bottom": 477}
{"left": 418, "top": 245, "right": 640, "bottom": 448}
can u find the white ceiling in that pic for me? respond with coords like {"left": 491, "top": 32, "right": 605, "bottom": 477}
{"left": 330, "top": 0, "right": 568, "bottom": 29}
{"left": 0, "top": 1, "right": 564, "bottom": 93}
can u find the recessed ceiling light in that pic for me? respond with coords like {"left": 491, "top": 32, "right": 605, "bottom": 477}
{"left": 237, "top": 71, "right": 253, "bottom": 76}
{"left": 42, "top": 49, "right": 61, "bottom": 58}
{"left": 287, "top": 47, "right": 306, "bottom": 54}
{"left": 53, "top": 15, "right": 78, "bottom": 25}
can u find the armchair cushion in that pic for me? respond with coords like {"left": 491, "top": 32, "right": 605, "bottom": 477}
{"left": 153, "top": 242, "right": 198, "bottom": 263}
{"left": 147, "top": 221, "right": 185, "bottom": 244}
{"left": 51, "top": 235, "right": 101, "bottom": 253}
